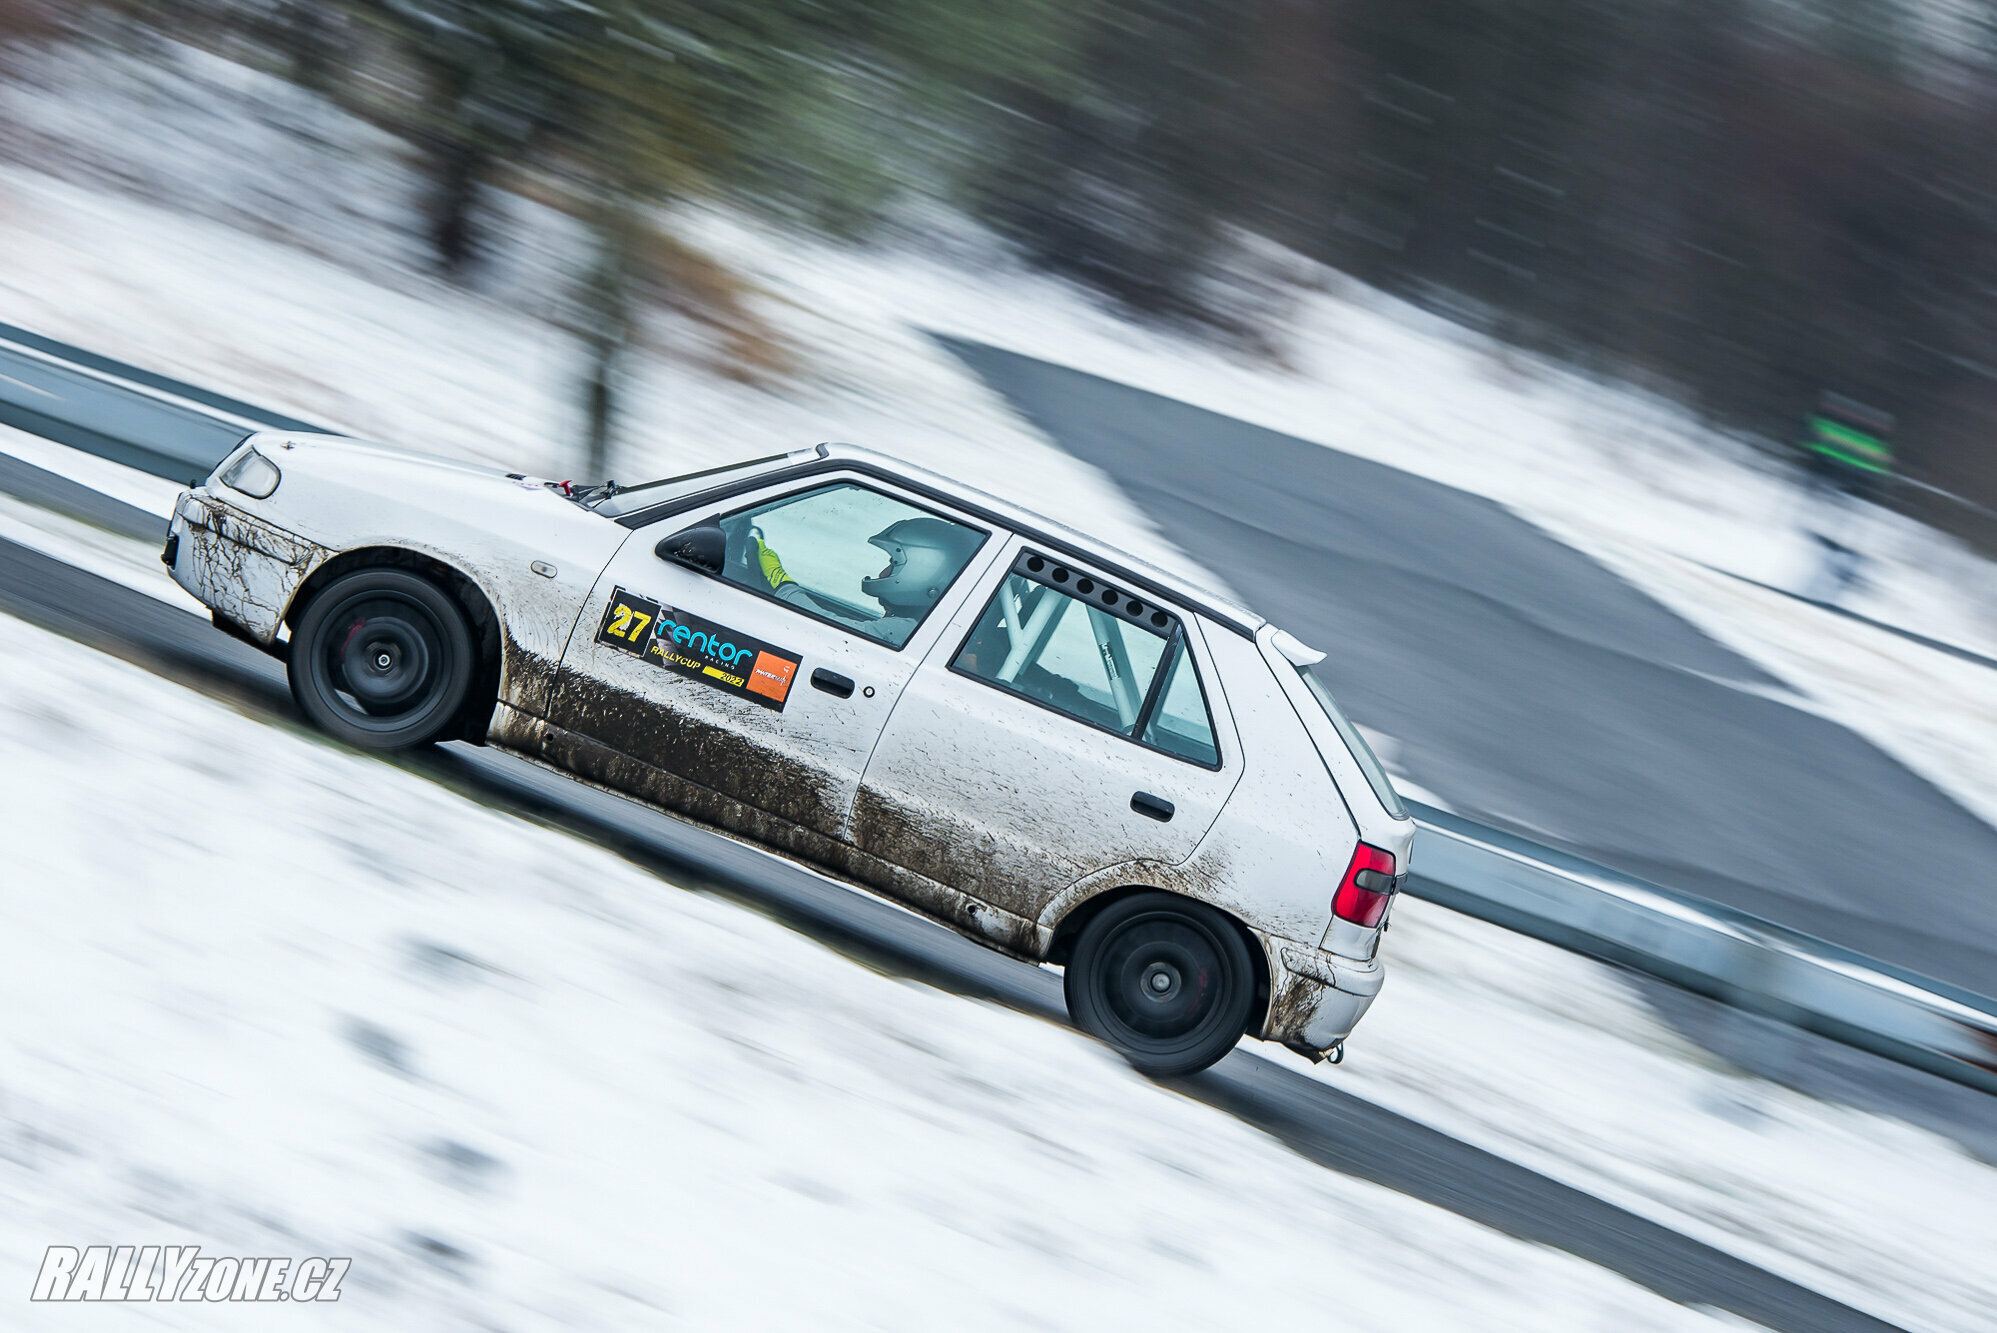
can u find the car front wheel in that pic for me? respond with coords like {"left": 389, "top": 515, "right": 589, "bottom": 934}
{"left": 289, "top": 568, "right": 476, "bottom": 750}
{"left": 1064, "top": 891, "right": 1258, "bottom": 1077}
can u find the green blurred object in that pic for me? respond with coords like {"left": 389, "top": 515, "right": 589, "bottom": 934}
{"left": 1804, "top": 416, "right": 1893, "bottom": 476}
{"left": 1797, "top": 393, "right": 1894, "bottom": 604}
{"left": 1801, "top": 394, "right": 1895, "bottom": 489}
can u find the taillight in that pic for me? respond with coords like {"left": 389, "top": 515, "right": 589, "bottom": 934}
{"left": 1334, "top": 843, "right": 1398, "bottom": 928}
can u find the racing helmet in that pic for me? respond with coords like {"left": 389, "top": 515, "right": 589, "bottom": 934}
{"left": 862, "top": 517, "right": 980, "bottom": 617}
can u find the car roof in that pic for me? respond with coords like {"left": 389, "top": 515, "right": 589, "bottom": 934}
{"left": 820, "top": 443, "right": 1265, "bottom": 637}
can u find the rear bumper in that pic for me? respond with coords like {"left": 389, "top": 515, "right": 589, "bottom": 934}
{"left": 1255, "top": 934, "right": 1384, "bottom": 1058}
{"left": 166, "top": 490, "right": 328, "bottom": 644}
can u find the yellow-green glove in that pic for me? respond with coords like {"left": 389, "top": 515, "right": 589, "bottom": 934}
{"left": 754, "top": 536, "right": 790, "bottom": 590}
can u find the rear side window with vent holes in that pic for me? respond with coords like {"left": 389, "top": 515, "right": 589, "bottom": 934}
{"left": 953, "top": 560, "right": 1221, "bottom": 768}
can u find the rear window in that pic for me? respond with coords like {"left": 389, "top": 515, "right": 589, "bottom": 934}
{"left": 1142, "top": 638, "right": 1221, "bottom": 766}
{"left": 1295, "top": 665, "right": 1408, "bottom": 820}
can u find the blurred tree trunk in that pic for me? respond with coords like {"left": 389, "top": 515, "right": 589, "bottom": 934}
{"left": 279, "top": 0, "right": 337, "bottom": 94}
{"left": 579, "top": 192, "right": 640, "bottom": 480}
{"left": 427, "top": 131, "right": 486, "bottom": 272}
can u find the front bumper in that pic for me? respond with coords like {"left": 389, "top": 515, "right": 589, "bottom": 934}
{"left": 166, "top": 490, "right": 329, "bottom": 645}
{"left": 1256, "top": 935, "right": 1385, "bottom": 1059}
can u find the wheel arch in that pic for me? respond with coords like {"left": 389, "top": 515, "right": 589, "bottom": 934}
{"left": 1046, "top": 884, "right": 1272, "bottom": 1036}
{"left": 285, "top": 545, "right": 504, "bottom": 743}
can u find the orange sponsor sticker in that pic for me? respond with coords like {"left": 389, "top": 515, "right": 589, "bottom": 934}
{"left": 747, "top": 650, "right": 798, "bottom": 702}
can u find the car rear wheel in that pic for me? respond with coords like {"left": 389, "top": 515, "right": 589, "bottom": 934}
{"left": 1064, "top": 892, "right": 1258, "bottom": 1077}
{"left": 289, "top": 568, "right": 476, "bottom": 750}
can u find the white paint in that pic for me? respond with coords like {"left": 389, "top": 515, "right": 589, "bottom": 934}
{"left": 174, "top": 434, "right": 633, "bottom": 695}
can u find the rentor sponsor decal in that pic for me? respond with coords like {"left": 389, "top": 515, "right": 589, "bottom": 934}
{"left": 597, "top": 586, "right": 801, "bottom": 710}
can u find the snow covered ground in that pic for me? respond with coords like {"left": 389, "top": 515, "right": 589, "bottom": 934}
{"left": 1335, "top": 896, "right": 1997, "bottom": 1333}
{"left": 7, "top": 357, "right": 1997, "bottom": 1333}
{"left": 0, "top": 606, "right": 1746, "bottom": 1333}
{"left": 5, "top": 34, "right": 1997, "bottom": 1332}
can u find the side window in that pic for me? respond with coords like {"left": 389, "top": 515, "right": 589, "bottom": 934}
{"left": 1141, "top": 639, "right": 1220, "bottom": 766}
{"left": 953, "top": 558, "right": 1221, "bottom": 766}
{"left": 713, "top": 482, "right": 986, "bottom": 649}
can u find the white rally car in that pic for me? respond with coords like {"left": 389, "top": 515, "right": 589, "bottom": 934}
{"left": 167, "top": 434, "right": 1414, "bottom": 1075}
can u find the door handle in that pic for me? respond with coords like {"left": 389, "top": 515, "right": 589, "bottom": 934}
{"left": 1131, "top": 791, "right": 1175, "bottom": 822}
{"left": 811, "top": 668, "right": 855, "bottom": 699}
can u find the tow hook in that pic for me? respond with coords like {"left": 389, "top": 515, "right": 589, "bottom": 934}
{"left": 1284, "top": 1038, "right": 1347, "bottom": 1066}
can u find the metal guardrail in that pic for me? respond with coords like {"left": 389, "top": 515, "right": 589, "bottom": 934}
{"left": 1900, "top": 472, "right": 1997, "bottom": 528}
{"left": 0, "top": 321, "right": 328, "bottom": 482}
{"left": 3, "top": 320, "right": 1993, "bottom": 1098}
{"left": 1408, "top": 802, "right": 1997, "bottom": 1097}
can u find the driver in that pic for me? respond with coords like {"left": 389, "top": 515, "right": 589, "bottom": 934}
{"left": 754, "top": 517, "right": 979, "bottom": 641}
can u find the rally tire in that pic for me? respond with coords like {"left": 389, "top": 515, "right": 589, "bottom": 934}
{"left": 1064, "top": 891, "right": 1258, "bottom": 1077}
{"left": 288, "top": 568, "right": 477, "bottom": 751}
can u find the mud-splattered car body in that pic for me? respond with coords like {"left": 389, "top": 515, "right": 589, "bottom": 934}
{"left": 168, "top": 434, "right": 1414, "bottom": 1063}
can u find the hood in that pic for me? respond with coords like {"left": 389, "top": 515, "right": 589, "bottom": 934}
{"left": 244, "top": 432, "right": 554, "bottom": 489}
{"left": 220, "top": 432, "right": 625, "bottom": 565}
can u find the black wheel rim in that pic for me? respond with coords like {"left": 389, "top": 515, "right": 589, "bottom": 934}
{"left": 1092, "top": 911, "right": 1231, "bottom": 1051}
{"left": 314, "top": 592, "right": 454, "bottom": 729}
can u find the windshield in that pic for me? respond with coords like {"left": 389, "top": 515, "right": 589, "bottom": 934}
{"left": 592, "top": 452, "right": 798, "bottom": 519}
{"left": 1295, "top": 664, "right": 1409, "bottom": 820}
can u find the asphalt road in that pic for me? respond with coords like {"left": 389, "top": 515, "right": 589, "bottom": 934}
{"left": 0, "top": 467, "right": 1903, "bottom": 1332}
{"left": 940, "top": 338, "right": 1997, "bottom": 995}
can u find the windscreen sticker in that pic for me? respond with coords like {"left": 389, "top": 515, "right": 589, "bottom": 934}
{"left": 596, "top": 587, "right": 800, "bottom": 711}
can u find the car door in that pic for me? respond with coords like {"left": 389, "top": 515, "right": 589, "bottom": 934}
{"left": 547, "top": 474, "right": 1002, "bottom": 844}
{"left": 853, "top": 539, "right": 1244, "bottom": 925}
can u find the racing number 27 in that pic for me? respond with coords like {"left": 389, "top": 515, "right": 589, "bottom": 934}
{"left": 596, "top": 587, "right": 668, "bottom": 659}
{"left": 606, "top": 603, "right": 652, "bottom": 643}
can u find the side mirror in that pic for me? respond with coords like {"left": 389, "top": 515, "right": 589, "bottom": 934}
{"left": 656, "top": 519, "right": 726, "bottom": 575}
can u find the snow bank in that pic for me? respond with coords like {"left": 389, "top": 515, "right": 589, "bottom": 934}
{"left": 0, "top": 608, "right": 1727, "bottom": 1331}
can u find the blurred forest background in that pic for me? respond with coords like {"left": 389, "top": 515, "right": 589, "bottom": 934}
{"left": 4, "top": 0, "right": 1997, "bottom": 541}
